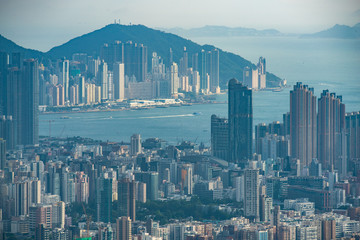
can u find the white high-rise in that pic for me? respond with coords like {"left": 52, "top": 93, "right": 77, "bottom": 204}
{"left": 170, "top": 62, "right": 179, "bottom": 95}
{"left": 113, "top": 62, "right": 125, "bottom": 101}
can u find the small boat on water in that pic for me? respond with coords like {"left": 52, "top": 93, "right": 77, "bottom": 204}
{"left": 60, "top": 116, "right": 70, "bottom": 119}
{"left": 193, "top": 112, "right": 202, "bottom": 116}
{"left": 272, "top": 88, "right": 283, "bottom": 92}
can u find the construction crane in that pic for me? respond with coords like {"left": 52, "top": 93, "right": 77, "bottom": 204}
{"left": 40, "top": 120, "right": 55, "bottom": 137}
{"left": 81, "top": 202, "right": 91, "bottom": 238}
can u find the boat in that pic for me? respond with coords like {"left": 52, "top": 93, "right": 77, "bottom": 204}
{"left": 193, "top": 112, "right": 202, "bottom": 116}
{"left": 60, "top": 116, "right": 70, "bottom": 119}
{"left": 272, "top": 88, "right": 283, "bottom": 92}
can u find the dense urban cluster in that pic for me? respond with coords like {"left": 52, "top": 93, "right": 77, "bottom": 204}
{"left": 0, "top": 43, "right": 359, "bottom": 240}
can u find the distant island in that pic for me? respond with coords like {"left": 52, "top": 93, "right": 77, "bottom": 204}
{"left": 301, "top": 23, "right": 360, "bottom": 39}
{"left": 157, "top": 25, "right": 286, "bottom": 38}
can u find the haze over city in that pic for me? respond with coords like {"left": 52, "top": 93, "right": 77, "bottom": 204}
{"left": 1, "top": 0, "right": 360, "bottom": 239}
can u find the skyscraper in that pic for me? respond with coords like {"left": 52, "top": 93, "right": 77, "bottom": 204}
{"left": 59, "top": 60, "right": 69, "bottom": 101}
{"left": 345, "top": 112, "right": 360, "bottom": 174}
{"left": 21, "top": 59, "right": 39, "bottom": 145}
{"left": 124, "top": 42, "right": 147, "bottom": 82}
{"left": 118, "top": 178, "right": 136, "bottom": 221}
{"left": 210, "top": 49, "right": 220, "bottom": 93}
{"left": 113, "top": 62, "right": 125, "bottom": 101}
{"left": 97, "top": 177, "right": 113, "bottom": 223}
{"left": 170, "top": 62, "right": 179, "bottom": 95}
{"left": 116, "top": 216, "right": 132, "bottom": 240}
{"left": 211, "top": 115, "right": 228, "bottom": 160}
{"left": 98, "top": 60, "right": 108, "bottom": 101}
{"left": 244, "top": 169, "right": 260, "bottom": 221}
{"left": 0, "top": 138, "right": 5, "bottom": 170}
{"left": 228, "top": 79, "right": 253, "bottom": 166}
{"left": 317, "top": 90, "right": 346, "bottom": 173}
{"left": 130, "top": 134, "right": 142, "bottom": 156}
{"left": 290, "top": 82, "right": 317, "bottom": 168}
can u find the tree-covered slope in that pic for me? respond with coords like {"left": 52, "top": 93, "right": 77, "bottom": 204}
{"left": 47, "top": 24, "right": 282, "bottom": 87}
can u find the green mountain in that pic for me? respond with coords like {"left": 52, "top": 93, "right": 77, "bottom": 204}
{"left": 0, "top": 24, "right": 282, "bottom": 87}
{"left": 0, "top": 34, "right": 44, "bottom": 59}
{"left": 47, "top": 24, "right": 282, "bottom": 87}
{"left": 301, "top": 23, "right": 360, "bottom": 39}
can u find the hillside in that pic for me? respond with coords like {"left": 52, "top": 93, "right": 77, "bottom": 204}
{"left": 47, "top": 24, "right": 282, "bottom": 87}
{"left": 0, "top": 34, "right": 44, "bottom": 59}
{"left": 301, "top": 23, "right": 360, "bottom": 39}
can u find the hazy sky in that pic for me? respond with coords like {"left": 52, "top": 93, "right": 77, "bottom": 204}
{"left": 1, "top": 0, "right": 359, "bottom": 51}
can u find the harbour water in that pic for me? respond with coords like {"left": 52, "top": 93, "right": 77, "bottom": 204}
{"left": 39, "top": 36, "right": 360, "bottom": 145}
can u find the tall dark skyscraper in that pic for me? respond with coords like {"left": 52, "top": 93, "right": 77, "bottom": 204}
{"left": 211, "top": 114, "right": 228, "bottom": 160}
{"left": 0, "top": 138, "right": 5, "bottom": 170}
{"left": 21, "top": 59, "right": 39, "bottom": 145}
{"left": 317, "top": 90, "right": 346, "bottom": 173}
{"left": 118, "top": 178, "right": 136, "bottom": 221}
{"left": 0, "top": 52, "right": 9, "bottom": 116}
{"left": 228, "top": 79, "right": 253, "bottom": 166}
{"left": 290, "top": 82, "right": 317, "bottom": 168}
{"left": 100, "top": 41, "right": 124, "bottom": 70}
{"left": 123, "top": 41, "right": 147, "bottom": 82}
{"left": 346, "top": 112, "right": 360, "bottom": 174}
{"left": 97, "top": 177, "right": 112, "bottom": 223}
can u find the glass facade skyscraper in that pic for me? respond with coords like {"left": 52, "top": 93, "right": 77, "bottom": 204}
{"left": 228, "top": 78, "right": 252, "bottom": 166}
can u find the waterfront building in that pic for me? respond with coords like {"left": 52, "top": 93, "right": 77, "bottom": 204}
{"left": 113, "top": 62, "right": 125, "bottom": 101}
{"left": 123, "top": 41, "right": 147, "bottom": 82}
{"left": 170, "top": 62, "right": 179, "bottom": 95}
{"left": 99, "top": 60, "right": 108, "bottom": 101}
{"left": 58, "top": 59, "right": 69, "bottom": 101}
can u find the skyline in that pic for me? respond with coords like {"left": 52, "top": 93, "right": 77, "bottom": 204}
{"left": 0, "top": 0, "right": 360, "bottom": 51}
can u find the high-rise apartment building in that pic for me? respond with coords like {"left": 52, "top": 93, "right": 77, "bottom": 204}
{"left": 130, "top": 134, "right": 142, "bottom": 156}
{"left": 29, "top": 204, "right": 52, "bottom": 230}
{"left": 290, "top": 82, "right": 317, "bottom": 168}
{"left": 113, "top": 62, "right": 125, "bottom": 101}
{"left": 211, "top": 115, "right": 228, "bottom": 161}
{"left": 228, "top": 79, "right": 253, "bottom": 166}
{"left": 22, "top": 59, "right": 39, "bottom": 145}
{"left": 100, "top": 41, "right": 124, "bottom": 70}
{"left": 244, "top": 169, "right": 260, "bottom": 221}
{"left": 346, "top": 112, "right": 360, "bottom": 173}
{"left": 97, "top": 177, "right": 113, "bottom": 223}
{"left": 170, "top": 62, "right": 179, "bottom": 95}
{"left": 123, "top": 41, "right": 147, "bottom": 82}
{"left": 318, "top": 90, "right": 346, "bottom": 173}
{"left": 0, "top": 138, "right": 5, "bottom": 170}
{"left": 98, "top": 60, "right": 108, "bottom": 101}
{"left": 59, "top": 60, "right": 69, "bottom": 101}
{"left": 118, "top": 178, "right": 136, "bottom": 221}
{"left": 116, "top": 216, "right": 132, "bottom": 240}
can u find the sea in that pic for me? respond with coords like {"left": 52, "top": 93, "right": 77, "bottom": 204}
{"left": 39, "top": 36, "right": 360, "bottom": 145}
